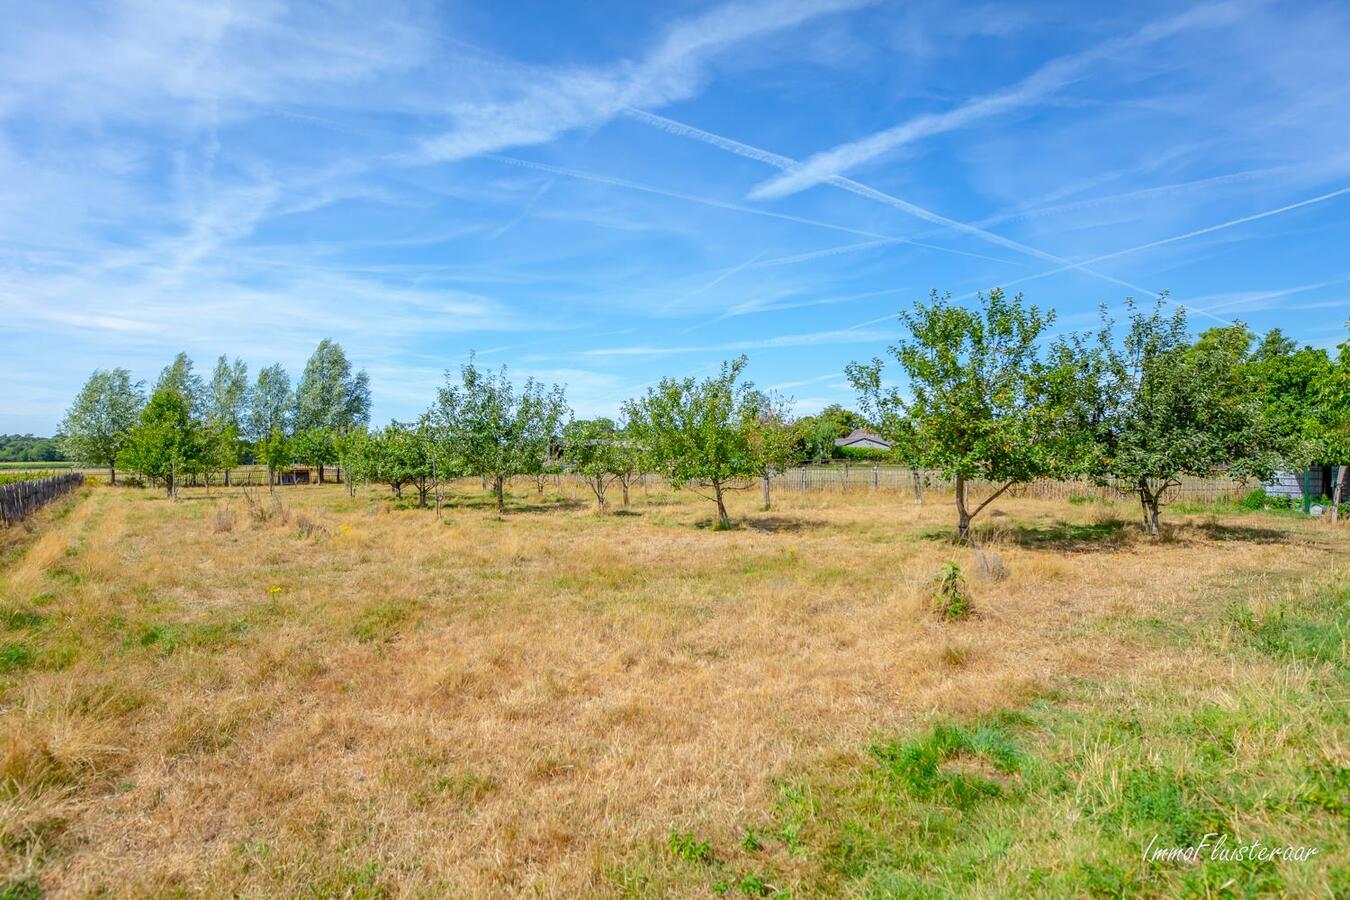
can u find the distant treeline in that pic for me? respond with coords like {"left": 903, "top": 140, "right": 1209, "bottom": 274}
{"left": 0, "top": 434, "right": 67, "bottom": 462}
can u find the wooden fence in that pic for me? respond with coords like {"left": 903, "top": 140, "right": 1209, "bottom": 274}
{"left": 0, "top": 472, "right": 84, "bottom": 526}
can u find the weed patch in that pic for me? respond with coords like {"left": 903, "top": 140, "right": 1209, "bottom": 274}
{"left": 930, "top": 561, "right": 974, "bottom": 620}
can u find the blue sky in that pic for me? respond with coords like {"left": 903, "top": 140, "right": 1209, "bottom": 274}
{"left": 3, "top": 0, "right": 1350, "bottom": 434}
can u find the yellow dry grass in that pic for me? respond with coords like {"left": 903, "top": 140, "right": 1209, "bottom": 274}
{"left": 0, "top": 480, "right": 1345, "bottom": 896}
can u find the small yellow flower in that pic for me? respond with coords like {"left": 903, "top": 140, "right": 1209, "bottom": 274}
{"left": 339, "top": 524, "right": 351, "bottom": 535}
{"left": 269, "top": 585, "right": 283, "bottom": 595}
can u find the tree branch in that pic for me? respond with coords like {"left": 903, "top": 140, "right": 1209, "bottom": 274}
{"left": 970, "top": 479, "right": 1017, "bottom": 518}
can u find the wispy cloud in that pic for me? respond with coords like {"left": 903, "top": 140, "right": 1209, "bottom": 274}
{"left": 488, "top": 154, "right": 893, "bottom": 240}
{"left": 419, "top": 0, "right": 872, "bottom": 162}
{"left": 628, "top": 108, "right": 1167, "bottom": 299}
{"left": 664, "top": 251, "right": 767, "bottom": 312}
{"left": 748, "top": 2, "right": 1252, "bottom": 199}
{"left": 4, "top": 0, "right": 1348, "bottom": 436}
{"left": 487, "top": 153, "right": 1020, "bottom": 266}
{"left": 1189, "top": 277, "right": 1350, "bottom": 315}
{"left": 576, "top": 327, "right": 892, "bottom": 358}
{"left": 845, "top": 184, "right": 1350, "bottom": 331}
{"left": 0, "top": 0, "right": 432, "bottom": 127}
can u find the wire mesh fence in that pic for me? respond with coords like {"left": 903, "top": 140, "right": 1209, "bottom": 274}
{"left": 46, "top": 463, "right": 1255, "bottom": 507}
{"left": 763, "top": 466, "right": 1255, "bottom": 503}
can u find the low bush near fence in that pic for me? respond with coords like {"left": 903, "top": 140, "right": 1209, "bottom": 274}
{"left": 0, "top": 472, "right": 84, "bottom": 525}
{"left": 0, "top": 470, "right": 63, "bottom": 487}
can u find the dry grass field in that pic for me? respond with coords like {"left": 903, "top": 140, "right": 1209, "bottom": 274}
{"left": 1, "top": 480, "right": 1346, "bottom": 897}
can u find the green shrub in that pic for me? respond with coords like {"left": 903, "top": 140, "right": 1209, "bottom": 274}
{"left": 837, "top": 445, "right": 892, "bottom": 463}
{"left": 0, "top": 470, "right": 60, "bottom": 486}
{"left": 1239, "top": 488, "right": 1267, "bottom": 510}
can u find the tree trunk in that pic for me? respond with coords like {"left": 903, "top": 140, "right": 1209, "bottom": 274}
{"left": 1331, "top": 465, "right": 1347, "bottom": 524}
{"left": 109, "top": 463, "right": 117, "bottom": 486}
{"left": 713, "top": 481, "right": 730, "bottom": 530}
{"left": 224, "top": 468, "right": 231, "bottom": 487}
{"left": 761, "top": 474, "right": 771, "bottom": 510}
{"left": 621, "top": 477, "right": 630, "bottom": 507}
{"left": 954, "top": 473, "right": 971, "bottom": 542}
{"left": 1137, "top": 479, "right": 1161, "bottom": 534}
{"left": 911, "top": 468, "right": 923, "bottom": 504}
{"left": 593, "top": 477, "right": 607, "bottom": 513}
{"left": 494, "top": 476, "right": 505, "bottom": 513}
{"left": 268, "top": 466, "right": 275, "bottom": 494}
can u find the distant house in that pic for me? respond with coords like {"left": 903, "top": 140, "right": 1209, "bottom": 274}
{"left": 834, "top": 429, "right": 892, "bottom": 451}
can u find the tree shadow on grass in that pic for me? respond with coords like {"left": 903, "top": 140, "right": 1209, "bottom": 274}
{"left": 418, "top": 494, "right": 588, "bottom": 514}
{"left": 1003, "top": 520, "right": 1131, "bottom": 552}
{"left": 517, "top": 498, "right": 589, "bottom": 514}
{"left": 919, "top": 520, "right": 1131, "bottom": 552}
{"left": 1191, "top": 521, "right": 1288, "bottom": 544}
{"left": 747, "top": 516, "right": 813, "bottom": 534}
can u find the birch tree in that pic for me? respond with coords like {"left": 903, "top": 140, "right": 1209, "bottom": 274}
{"left": 59, "top": 368, "right": 144, "bottom": 484}
{"left": 294, "top": 340, "right": 371, "bottom": 482}
{"left": 246, "top": 364, "right": 293, "bottom": 491}
{"left": 207, "top": 356, "right": 248, "bottom": 486}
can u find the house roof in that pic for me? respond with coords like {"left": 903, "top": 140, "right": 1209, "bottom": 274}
{"left": 834, "top": 428, "right": 891, "bottom": 449}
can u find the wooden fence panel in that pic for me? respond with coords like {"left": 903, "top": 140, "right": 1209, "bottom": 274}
{"left": 0, "top": 473, "right": 84, "bottom": 526}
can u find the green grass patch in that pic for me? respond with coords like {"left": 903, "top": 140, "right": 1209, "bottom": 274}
{"left": 1225, "top": 586, "right": 1348, "bottom": 671}
{"left": 351, "top": 598, "right": 423, "bottom": 644}
{"left": 1, "top": 605, "right": 47, "bottom": 631}
{"left": 628, "top": 578, "right": 1350, "bottom": 898}
{"left": 0, "top": 641, "right": 35, "bottom": 673}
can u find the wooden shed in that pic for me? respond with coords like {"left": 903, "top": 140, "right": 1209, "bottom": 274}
{"left": 1264, "top": 465, "right": 1347, "bottom": 507}
{"left": 834, "top": 428, "right": 892, "bottom": 451}
{"left": 275, "top": 466, "right": 312, "bottom": 486}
